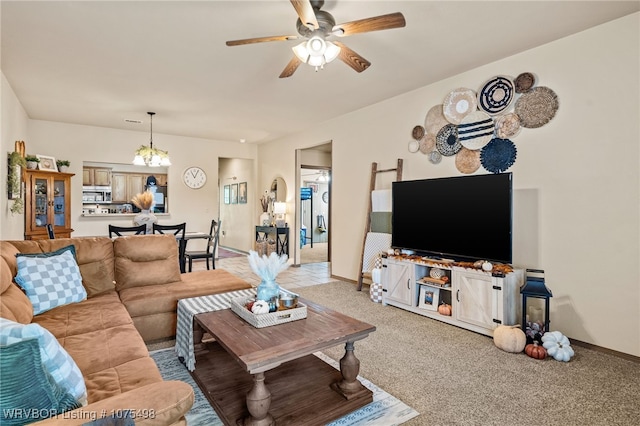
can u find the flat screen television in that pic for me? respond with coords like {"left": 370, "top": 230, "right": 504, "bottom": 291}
{"left": 391, "top": 172, "right": 512, "bottom": 264}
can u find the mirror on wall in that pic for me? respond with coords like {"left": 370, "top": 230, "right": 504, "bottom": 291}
{"left": 82, "top": 161, "right": 169, "bottom": 215}
{"left": 271, "top": 177, "right": 287, "bottom": 202}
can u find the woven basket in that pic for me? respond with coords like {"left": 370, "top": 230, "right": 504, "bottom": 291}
{"left": 255, "top": 240, "right": 267, "bottom": 256}
{"left": 230, "top": 297, "right": 307, "bottom": 328}
{"left": 266, "top": 242, "right": 276, "bottom": 256}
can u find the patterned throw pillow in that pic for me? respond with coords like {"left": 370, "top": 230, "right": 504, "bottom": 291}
{"left": 15, "top": 245, "right": 86, "bottom": 315}
{"left": 0, "top": 318, "right": 88, "bottom": 406}
{"left": 0, "top": 338, "right": 81, "bottom": 425}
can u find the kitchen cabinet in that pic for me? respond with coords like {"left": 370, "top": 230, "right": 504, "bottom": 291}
{"left": 111, "top": 173, "right": 127, "bottom": 202}
{"left": 155, "top": 174, "right": 168, "bottom": 186}
{"left": 83, "top": 167, "right": 111, "bottom": 186}
{"left": 126, "top": 174, "right": 145, "bottom": 202}
{"left": 24, "top": 169, "right": 74, "bottom": 239}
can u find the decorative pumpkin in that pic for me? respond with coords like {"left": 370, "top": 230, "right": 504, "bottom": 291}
{"left": 251, "top": 300, "right": 270, "bottom": 315}
{"left": 525, "top": 342, "right": 547, "bottom": 359}
{"left": 437, "top": 303, "right": 452, "bottom": 316}
{"left": 430, "top": 268, "right": 445, "bottom": 279}
{"left": 541, "top": 331, "right": 575, "bottom": 362}
{"left": 493, "top": 325, "right": 526, "bottom": 353}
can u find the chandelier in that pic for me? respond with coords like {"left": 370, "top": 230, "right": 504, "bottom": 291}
{"left": 132, "top": 112, "right": 171, "bottom": 167}
{"left": 292, "top": 36, "right": 341, "bottom": 71}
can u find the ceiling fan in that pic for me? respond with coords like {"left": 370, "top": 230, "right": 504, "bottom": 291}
{"left": 225, "top": 0, "right": 406, "bottom": 78}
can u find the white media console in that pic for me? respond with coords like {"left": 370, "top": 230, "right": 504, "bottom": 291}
{"left": 382, "top": 255, "right": 524, "bottom": 337}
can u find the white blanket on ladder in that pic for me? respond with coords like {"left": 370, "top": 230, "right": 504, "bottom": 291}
{"left": 362, "top": 232, "right": 392, "bottom": 273}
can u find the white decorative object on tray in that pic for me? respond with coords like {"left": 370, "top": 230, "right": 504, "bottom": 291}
{"left": 230, "top": 297, "right": 307, "bottom": 328}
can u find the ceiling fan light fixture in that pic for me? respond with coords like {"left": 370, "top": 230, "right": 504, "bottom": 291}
{"left": 292, "top": 41, "right": 310, "bottom": 63}
{"left": 307, "top": 36, "right": 326, "bottom": 56}
{"left": 324, "top": 41, "right": 341, "bottom": 63}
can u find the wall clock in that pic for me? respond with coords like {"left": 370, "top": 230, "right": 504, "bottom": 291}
{"left": 182, "top": 166, "right": 207, "bottom": 189}
{"left": 322, "top": 191, "right": 328, "bottom": 203}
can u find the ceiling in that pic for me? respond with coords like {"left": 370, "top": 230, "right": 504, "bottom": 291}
{"left": 2, "top": 1, "right": 638, "bottom": 144}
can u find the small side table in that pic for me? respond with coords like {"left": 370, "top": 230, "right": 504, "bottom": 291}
{"left": 255, "top": 226, "right": 289, "bottom": 256}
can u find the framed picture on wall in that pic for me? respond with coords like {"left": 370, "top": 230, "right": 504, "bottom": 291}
{"left": 418, "top": 285, "right": 439, "bottom": 311}
{"left": 230, "top": 183, "right": 238, "bottom": 204}
{"left": 224, "top": 185, "right": 230, "bottom": 204}
{"left": 238, "top": 182, "right": 247, "bottom": 204}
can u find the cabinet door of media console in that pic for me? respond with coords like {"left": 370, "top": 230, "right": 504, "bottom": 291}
{"left": 382, "top": 259, "right": 413, "bottom": 306}
{"left": 454, "top": 270, "right": 500, "bottom": 331}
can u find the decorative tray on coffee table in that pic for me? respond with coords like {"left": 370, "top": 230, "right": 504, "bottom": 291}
{"left": 230, "top": 291, "right": 307, "bottom": 328}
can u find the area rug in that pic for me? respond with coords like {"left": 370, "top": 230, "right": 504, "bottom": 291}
{"left": 150, "top": 347, "right": 419, "bottom": 426}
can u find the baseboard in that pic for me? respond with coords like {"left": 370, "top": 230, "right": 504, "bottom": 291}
{"left": 327, "top": 276, "right": 640, "bottom": 362}
{"left": 570, "top": 338, "right": 639, "bottom": 363}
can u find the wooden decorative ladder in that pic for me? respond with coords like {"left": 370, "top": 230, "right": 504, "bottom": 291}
{"left": 357, "top": 159, "right": 403, "bottom": 291}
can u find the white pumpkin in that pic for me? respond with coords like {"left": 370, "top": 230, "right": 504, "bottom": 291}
{"left": 493, "top": 325, "right": 526, "bottom": 353}
{"left": 541, "top": 331, "right": 575, "bottom": 362}
{"left": 251, "top": 300, "right": 270, "bottom": 315}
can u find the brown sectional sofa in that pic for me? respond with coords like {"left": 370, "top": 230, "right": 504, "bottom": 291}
{"left": 0, "top": 234, "right": 252, "bottom": 425}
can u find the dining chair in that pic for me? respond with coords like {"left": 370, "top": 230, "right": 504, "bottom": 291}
{"left": 46, "top": 224, "right": 55, "bottom": 239}
{"left": 153, "top": 222, "right": 187, "bottom": 273}
{"left": 108, "top": 224, "right": 147, "bottom": 238}
{"left": 185, "top": 219, "right": 221, "bottom": 272}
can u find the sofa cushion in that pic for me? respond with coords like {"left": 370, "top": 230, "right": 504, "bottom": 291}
{"left": 0, "top": 260, "right": 33, "bottom": 324}
{"left": 15, "top": 245, "right": 87, "bottom": 315}
{"left": 31, "top": 291, "right": 126, "bottom": 340}
{"left": 37, "top": 237, "right": 116, "bottom": 298}
{"left": 119, "top": 269, "right": 252, "bottom": 317}
{"left": 114, "top": 235, "right": 181, "bottom": 291}
{"left": 0, "top": 338, "right": 81, "bottom": 425}
{"left": 0, "top": 318, "right": 87, "bottom": 406}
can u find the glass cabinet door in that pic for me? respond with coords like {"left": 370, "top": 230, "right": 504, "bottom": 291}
{"left": 53, "top": 177, "right": 67, "bottom": 227}
{"left": 34, "top": 177, "right": 49, "bottom": 230}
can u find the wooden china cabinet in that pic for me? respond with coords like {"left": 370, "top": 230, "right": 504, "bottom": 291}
{"left": 23, "top": 169, "right": 74, "bottom": 240}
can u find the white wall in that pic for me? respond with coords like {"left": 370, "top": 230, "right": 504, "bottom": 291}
{"left": 1, "top": 73, "right": 30, "bottom": 240}
{"left": 258, "top": 14, "right": 640, "bottom": 356}
{"left": 22, "top": 120, "right": 257, "bottom": 240}
{"left": 218, "top": 157, "right": 255, "bottom": 252}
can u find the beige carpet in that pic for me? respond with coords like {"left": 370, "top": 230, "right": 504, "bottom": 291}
{"left": 295, "top": 281, "right": 640, "bottom": 426}
{"left": 300, "top": 241, "right": 328, "bottom": 264}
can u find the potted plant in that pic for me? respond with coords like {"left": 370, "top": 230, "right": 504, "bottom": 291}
{"left": 8, "top": 152, "right": 26, "bottom": 213}
{"left": 25, "top": 155, "right": 40, "bottom": 170}
{"left": 56, "top": 159, "right": 70, "bottom": 173}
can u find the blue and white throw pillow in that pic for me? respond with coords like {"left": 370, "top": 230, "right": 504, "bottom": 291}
{"left": 15, "top": 245, "right": 86, "bottom": 315}
{"left": 0, "top": 317, "right": 88, "bottom": 406}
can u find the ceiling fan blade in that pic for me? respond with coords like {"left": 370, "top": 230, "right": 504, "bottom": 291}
{"left": 333, "top": 41, "right": 371, "bottom": 73}
{"left": 226, "top": 35, "right": 299, "bottom": 47}
{"left": 333, "top": 12, "right": 406, "bottom": 37}
{"left": 279, "top": 56, "right": 303, "bottom": 78}
{"left": 290, "top": 0, "right": 319, "bottom": 29}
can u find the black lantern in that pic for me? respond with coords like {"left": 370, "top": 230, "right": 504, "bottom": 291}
{"left": 520, "top": 269, "right": 553, "bottom": 344}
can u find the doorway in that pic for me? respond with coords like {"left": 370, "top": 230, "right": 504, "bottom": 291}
{"left": 300, "top": 168, "right": 330, "bottom": 264}
{"left": 296, "top": 143, "right": 332, "bottom": 265}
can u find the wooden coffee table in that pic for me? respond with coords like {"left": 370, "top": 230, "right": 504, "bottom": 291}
{"left": 191, "top": 298, "right": 376, "bottom": 426}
